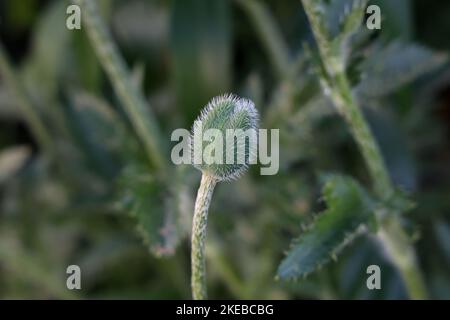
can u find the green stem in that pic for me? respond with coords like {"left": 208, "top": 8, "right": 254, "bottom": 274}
{"left": 331, "top": 74, "right": 427, "bottom": 299}
{"left": 191, "top": 174, "right": 217, "bottom": 300}
{"left": 235, "top": 0, "right": 291, "bottom": 79}
{"left": 301, "top": 0, "right": 427, "bottom": 299}
{"left": 0, "top": 43, "right": 54, "bottom": 156}
{"left": 75, "top": 0, "right": 165, "bottom": 170}
{"left": 333, "top": 73, "right": 393, "bottom": 199}
{"left": 378, "top": 217, "right": 428, "bottom": 299}
{"left": 0, "top": 244, "right": 77, "bottom": 299}
{"left": 207, "top": 239, "right": 250, "bottom": 299}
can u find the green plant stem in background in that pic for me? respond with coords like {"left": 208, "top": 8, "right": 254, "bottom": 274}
{"left": 378, "top": 216, "right": 428, "bottom": 298}
{"left": 191, "top": 174, "right": 217, "bottom": 300}
{"left": 332, "top": 72, "right": 427, "bottom": 299}
{"left": 0, "top": 43, "right": 54, "bottom": 156}
{"left": 0, "top": 243, "right": 76, "bottom": 299}
{"left": 206, "top": 241, "right": 250, "bottom": 299}
{"left": 75, "top": 0, "right": 166, "bottom": 170}
{"left": 301, "top": 0, "right": 428, "bottom": 299}
{"left": 235, "top": 0, "right": 291, "bottom": 79}
{"left": 333, "top": 72, "right": 393, "bottom": 199}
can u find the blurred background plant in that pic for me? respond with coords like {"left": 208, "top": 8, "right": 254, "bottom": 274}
{"left": 0, "top": 0, "right": 449, "bottom": 299}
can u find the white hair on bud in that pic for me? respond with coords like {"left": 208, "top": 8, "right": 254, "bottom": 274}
{"left": 189, "top": 94, "right": 259, "bottom": 181}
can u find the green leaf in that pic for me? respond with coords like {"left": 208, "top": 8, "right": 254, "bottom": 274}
{"left": 0, "top": 85, "right": 22, "bottom": 120}
{"left": 370, "top": 0, "right": 413, "bottom": 40}
{"left": 434, "top": 220, "right": 450, "bottom": 266}
{"left": 117, "top": 165, "right": 191, "bottom": 257}
{"left": 277, "top": 174, "right": 374, "bottom": 280}
{"left": 327, "top": 0, "right": 368, "bottom": 38}
{"left": 356, "top": 42, "right": 448, "bottom": 97}
{"left": 21, "top": 0, "right": 71, "bottom": 101}
{"left": 65, "top": 91, "right": 139, "bottom": 179}
{"left": 72, "top": 30, "right": 103, "bottom": 93}
{"left": 365, "top": 107, "right": 417, "bottom": 191}
{"left": 340, "top": 0, "right": 367, "bottom": 36}
{"left": 0, "top": 145, "right": 31, "bottom": 185}
{"left": 170, "top": 0, "right": 231, "bottom": 125}
{"left": 328, "top": 0, "right": 369, "bottom": 66}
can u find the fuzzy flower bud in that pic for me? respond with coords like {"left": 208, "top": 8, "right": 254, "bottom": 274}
{"left": 190, "top": 94, "right": 259, "bottom": 181}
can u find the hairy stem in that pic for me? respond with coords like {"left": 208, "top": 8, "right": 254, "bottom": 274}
{"left": 0, "top": 43, "right": 54, "bottom": 156}
{"left": 191, "top": 174, "right": 217, "bottom": 300}
{"left": 332, "top": 73, "right": 427, "bottom": 299}
{"left": 75, "top": 0, "right": 165, "bottom": 170}
{"left": 378, "top": 217, "right": 428, "bottom": 299}
{"left": 333, "top": 72, "right": 393, "bottom": 199}
{"left": 301, "top": 0, "right": 427, "bottom": 299}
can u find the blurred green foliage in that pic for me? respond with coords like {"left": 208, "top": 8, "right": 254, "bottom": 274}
{"left": 0, "top": 0, "right": 449, "bottom": 299}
